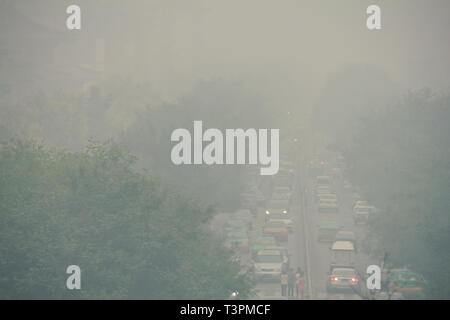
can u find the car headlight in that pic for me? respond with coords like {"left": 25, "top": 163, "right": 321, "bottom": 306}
{"left": 282, "top": 210, "right": 287, "bottom": 214}
{"left": 265, "top": 210, "right": 270, "bottom": 215}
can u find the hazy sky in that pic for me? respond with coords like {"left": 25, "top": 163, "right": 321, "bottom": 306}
{"left": 11, "top": 0, "right": 450, "bottom": 103}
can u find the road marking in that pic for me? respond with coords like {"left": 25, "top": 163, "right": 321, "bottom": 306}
{"left": 297, "top": 161, "right": 313, "bottom": 299}
{"left": 302, "top": 189, "right": 314, "bottom": 299}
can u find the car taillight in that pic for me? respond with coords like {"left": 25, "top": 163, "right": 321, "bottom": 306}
{"left": 331, "top": 277, "right": 338, "bottom": 281}
{"left": 352, "top": 278, "right": 359, "bottom": 282}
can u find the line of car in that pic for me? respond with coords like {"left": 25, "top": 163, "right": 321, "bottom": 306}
{"left": 221, "top": 152, "right": 426, "bottom": 299}
{"left": 219, "top": 161, "right": 297, "bottom": 289}
{"left": 311, "top": 154, "right": 426, "bottom": 299}
{"left": 309, "top": 167, "right": 363, "bottom": 294}
{"left": 255, "top": 164, "right": 295, "bottom": 282}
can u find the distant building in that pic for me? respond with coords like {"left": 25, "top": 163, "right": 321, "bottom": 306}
{"left": 0, "top": 2, "right": 108, "bottom": 97}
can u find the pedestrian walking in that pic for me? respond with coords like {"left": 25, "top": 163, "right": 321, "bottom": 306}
{"left": 288, "top": 268, "right": 296, "bottom": 297}
{"left": 295, "top": 267, "right": 303, "bottom": 297}
{"left": 297, "top": 271, "right": 306, "bottom": 300}
{"left": 281, "top": 271, "right": 288, "bottom": 297}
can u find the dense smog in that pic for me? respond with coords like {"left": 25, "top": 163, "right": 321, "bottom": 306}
{"left": 0, "top": 1, "right": 449, "bottom": 304}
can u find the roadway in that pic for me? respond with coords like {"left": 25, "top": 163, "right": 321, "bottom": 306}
{"left": 253, "top": 151, "right": 378, "bottom": 299}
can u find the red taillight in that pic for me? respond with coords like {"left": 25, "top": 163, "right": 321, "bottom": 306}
{"left": 331, "top": 277, "right": 338, "bottom": 281}
{"left": 320, "top": 161, "right": 325, "bottom": 165}
{"left": 352, "top": 278, "right": 359, "bottom": 283}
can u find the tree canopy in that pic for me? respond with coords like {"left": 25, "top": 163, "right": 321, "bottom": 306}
{"left": 342, "top": 89, "right": 450, "bottom": 299}
{"left": 0, "top": 139, "right": 252, "bottom": 299}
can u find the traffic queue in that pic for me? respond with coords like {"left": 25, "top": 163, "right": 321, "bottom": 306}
{"left": 214, "top": 158, "right": 300, "bottom": 299}
{"left": 213, "top": 151, "right": 426, "bottom": 300}
{"left": 310, "top": 154, "right": 426, "bottom": 299}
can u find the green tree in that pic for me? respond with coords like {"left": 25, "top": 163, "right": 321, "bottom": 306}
{"left": 0, "top": 139, "right": 252, "bottom": 299}
{"left": 343, "top": 89, "right": 450, "bottom": 299}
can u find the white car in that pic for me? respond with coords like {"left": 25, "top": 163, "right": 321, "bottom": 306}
{"left": 254, "top": 249, "right": 288, "bottom": 281}
{"left": 327, "top": 268, "right": 360, "bottom": 293}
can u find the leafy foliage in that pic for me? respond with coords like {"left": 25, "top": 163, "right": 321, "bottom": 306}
{"left": 342, "top": 89, "right": 450, "bottom": 299}
{"left": 121, "top": 80, "right": 278, "bottom": 210}
{"left": 0, "top": 139, "right": 252, "bottom": 299}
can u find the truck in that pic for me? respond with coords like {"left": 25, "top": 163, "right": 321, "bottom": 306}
{"left": 330, "top": 240, "right": 355, "bottom": 270}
